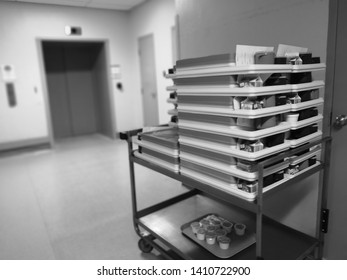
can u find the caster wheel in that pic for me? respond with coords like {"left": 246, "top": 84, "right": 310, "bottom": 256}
{"left": 138, "top": 238, "right": 153, "bottom": 253}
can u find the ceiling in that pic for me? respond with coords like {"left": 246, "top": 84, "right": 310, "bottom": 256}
{"left": 0, "top": 0, "right": 146, "bottom": 10}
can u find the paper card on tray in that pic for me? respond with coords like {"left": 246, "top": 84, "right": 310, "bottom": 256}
{"left": 276, "top": 44, "right": 308, "bottom": 57}
{"left": 235, "top": 45, "right": 274, "bottom": 65}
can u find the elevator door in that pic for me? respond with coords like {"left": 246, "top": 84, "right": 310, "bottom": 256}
{"left": 43, "top": 42, "right": 101, "bottom": 139}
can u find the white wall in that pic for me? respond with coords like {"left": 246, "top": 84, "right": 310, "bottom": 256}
{"left": 175, "top": 0, "right": 329, "bottom": 236}
{"left": 0, "top": 0, "right": 176, "bottom": 148}
{"left": 130, "top": 0, "right": 176, "bottom": 125}
{"left": 0, "top": 1, "right": 143, "bottom": 147}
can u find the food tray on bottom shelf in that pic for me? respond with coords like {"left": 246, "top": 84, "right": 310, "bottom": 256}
{"left": 178, "top": 120, "right": 291, "bottom": 140}
{"left": 181, "top": 214, "right": 255, "bottom": 259}
{"left": 133, "top": 151, "right": 179, "bottom": 173}
{"left": 179, "top": 136, "right": 291, "bottom": 161}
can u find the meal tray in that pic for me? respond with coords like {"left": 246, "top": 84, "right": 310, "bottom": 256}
{"left": 140, "top": 127, "right": 179, "bottom": 149}
{"left": 181, "top": 214, "right": 255, "bottom": 259}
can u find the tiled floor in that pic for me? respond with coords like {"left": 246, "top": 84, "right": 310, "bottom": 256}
{"left": 0, "top": 134, "right": 184, "bottom": 260}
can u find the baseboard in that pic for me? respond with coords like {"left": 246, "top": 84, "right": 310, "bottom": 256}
{"left": 0, "top": 137, "right": 51, "bottom": 153}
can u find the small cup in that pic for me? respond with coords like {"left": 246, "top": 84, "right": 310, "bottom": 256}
{"left": 286, "top": 113, "right": 299, "bottom": 124}
{"left": 215, "top": 229, "right": 227, "bottom": 239}
{"left": 218, "top": 236, "right": 231, "bottom": 250}
{"left": 234, "top": 223, "right": 246, "bottom": 236}
{"left": 196, "top": 228, "right": 206, "bottom": 241}
{"left": 211, "top": 219, "right": 222, "bottom": 229}
{"left": 205, "top": 233, "right": 217, "bottom": 245}
{"left": 222, "top": 221, "right": 233, "bottom": 233}
{"left": 206, "top": 225, "right": 216, "bottom": 233}
{"left": 190, "top": 222, "right": 201, "bottom": 234}
{"left": 200, "top": 219, "right": 210, "bottom": 230}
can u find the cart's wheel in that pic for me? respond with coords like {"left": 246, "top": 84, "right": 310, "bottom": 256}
{"left": 138, "top": 238, "right": 153, "bottom": 253}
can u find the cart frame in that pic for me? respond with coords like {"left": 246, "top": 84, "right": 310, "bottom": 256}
{"left": 120, "top": 129, "right": 331, "bottom": 260}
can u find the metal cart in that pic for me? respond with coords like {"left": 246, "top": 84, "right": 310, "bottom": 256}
{"left": 120, "top": 129, "right": 331, "bottom": 260}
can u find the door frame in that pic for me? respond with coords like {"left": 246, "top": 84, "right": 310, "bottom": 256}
{"left": 318, "top": 0, "right": 340, "bottom": 259}
{"left": 138, "top": 33, "right": 159, "bottom": 127}
{"left": 323, "top": 0, "right": 338, "bottom": 137}
{"left": 36, "top": 38, "right": 117, "bottom": 147}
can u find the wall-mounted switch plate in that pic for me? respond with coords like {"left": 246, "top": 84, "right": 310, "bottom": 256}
{"left": 6, "top": 82, "right": 17, "bottom": 107}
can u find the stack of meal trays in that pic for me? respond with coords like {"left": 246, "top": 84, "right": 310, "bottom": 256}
{"left": 133, "top": 127, "right": 180, "bottom": 173}
{"left": 165, "top": 52, "right": 325, "bottom": 201}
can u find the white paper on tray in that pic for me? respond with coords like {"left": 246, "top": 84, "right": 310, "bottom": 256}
{"left": 276, "top": 44, "right": 308, "bottom": 57}
{"left": 235, "top": 45, "right": 274, "bottom": 65}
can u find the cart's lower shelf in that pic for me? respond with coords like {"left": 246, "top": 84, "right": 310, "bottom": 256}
{"left": 137, "top": 193, "right": 318, "bottom": 260}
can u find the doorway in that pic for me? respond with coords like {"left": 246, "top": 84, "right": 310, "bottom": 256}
{"left": 42, "top": 41, "right": 115, "bottom": 140}
{"left": 138, "top": 34, "right": 159, "bottom": 127}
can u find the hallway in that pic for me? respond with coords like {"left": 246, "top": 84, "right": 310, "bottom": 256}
{"left": 0, "top": 135, "right": 183, "bottom": 259}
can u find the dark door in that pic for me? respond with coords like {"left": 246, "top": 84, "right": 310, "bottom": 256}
{"left": 324, "top": 0, "right": 347, "bottom": 259}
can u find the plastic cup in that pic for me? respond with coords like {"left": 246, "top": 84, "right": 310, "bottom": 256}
{"left": 205, "top": 233, "right": 217, "bottom": 245}
{"left": 211, "top": 219, "right": 222, "bottom": 229}
{"left": 215, "top": 229, "right": 227, "bottom": 238}
{"left": 234, "top": 223, "right": 246, "bottom": 236}
{"left": 200, "top": 219, "right": 210, "bottom": 230}
{"left": 222, "top": 221, "right": 233, "bottom": 233}
{"left": 218, "top": 236, "right": 231, "bottom": 250}
{"left": 190, "top": 222, "right": 201, "bottom": 234}
{"left": 286, "top": 113, "right": 299, "bottom": 124}
{"left": 196, "top": 228, "right": 206, "bottom": 241}
{"left": 206, "top": 225, "right": 216, "bottom": 233}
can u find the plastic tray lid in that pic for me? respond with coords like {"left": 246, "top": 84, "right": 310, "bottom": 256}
{"left": 141, "top": 147, "right": 179, "bottom": 164}
{"left": 177, "top": 95, "right": 234, "bottom": 106}
{"left": 176, "top": 53, "right": 235, "bottom": 69}
{"left": 180, "top": 144, "right": 237, "bottom": 165}
{"left": 179, "top": 112, "right": 237, "bottom": 126}
{"left": 181, "top": 159, "right": 238, "bottom": 184}
{"left": 173, "top": 75, "right": 238, "bottom": 86}
{"left": 140, "top": 127, "right": 179, "bottom": 149}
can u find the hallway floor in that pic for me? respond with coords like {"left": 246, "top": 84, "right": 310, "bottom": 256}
{"left": 0, "top": 134, "right": 185, "bottom": 260}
